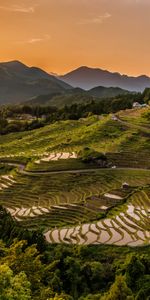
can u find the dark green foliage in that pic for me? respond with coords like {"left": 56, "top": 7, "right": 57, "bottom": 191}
{"left": 102, "top": 275, "right": 134, "bottom": 300}
{"left": 0, "top": 210, "right": 149, "bottom": 300}
{"left": 0, "top": 164, "right": 14, "bottom": 174}
{"left": 78, "top": 147, "right": 107, "bottom": 165}
{"left": 143, "top": 88, "right": 150, "bottom": 103}
{"left": 0, "top": 206, "right": 46, "bottom": 252}
{"left": 126, "top": 256, "right": 145, "bottom": 289}
{"left": 135, "top": 275, "right": 150, "bottom": 300}
{"left": 0, "top": 91, "right": 143, "bottom": 135}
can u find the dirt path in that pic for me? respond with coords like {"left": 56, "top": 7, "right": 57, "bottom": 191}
{"left": 116, "top": 116, "right": 150, "bottom": 133}
{"left": 5, "top": 162, "right": 150, "bottom": 176}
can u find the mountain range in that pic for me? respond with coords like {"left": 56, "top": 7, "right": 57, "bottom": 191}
{"left": 59, "top": 66, "right": 150, "bottom": 92}
{"left": 0, "top": 61, "right": 149, "bottom": 105}
{"left": 0, "top": 61, "right": 70, "bottom": 104}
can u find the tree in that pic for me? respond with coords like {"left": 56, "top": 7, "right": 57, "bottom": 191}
{"left": 135, "top": 275, "right": 150, "bottom": 300}
{"left": 79, "top": 294, "right": 102, "bottom": 300}
{"left": 0, "top": 239, "right": 44, "bottom": 296}
{"left": 101, "top": 275, "right": 134, "bottom": 300}
{"left": 78, "top": 147, "right": 107, "bottom": 165}
{"left": 126, "top": 256, "right": 145, "bottom": 289}
{"left": 48, "top": 293, "right": 73, "bottom": 300}
{"left": 81, "top": 261, "right": 104, "bottom": 292}
{"left": 143, "top": 88, "right": 150, "bottom": 103}
{"left": 0, "top": 264, "right": 31, "bottom": 300}
{"left": 63, "top": 256, "right": 82, "bottom": 299}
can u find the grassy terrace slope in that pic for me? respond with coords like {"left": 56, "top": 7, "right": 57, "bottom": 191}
{"left": 0, "top": 108, "right": 150, "bottom": 166}
{"left": 1, "top": 115, "right": 128, "bottom": 157}
{"left": 117, "top": 107, "right": 150, "bottom": 128}
{"left": 0, "top": 107, "right": 149, "bottom": 246}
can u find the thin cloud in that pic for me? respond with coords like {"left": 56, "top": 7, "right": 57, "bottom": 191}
{"left": 79, "top": 13, "right": 111, "bottom": 25}
{"left": 16, "top": 34, "right": 51, "bottom": 44}
{"left": 124, "top": 0, "right": 149, "bottom": 4}
{"left": 0, "top": 5, "right": 35, "bottom": 13}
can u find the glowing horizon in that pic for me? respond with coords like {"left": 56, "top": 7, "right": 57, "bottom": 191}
{"left": 0, "top": 0, "right": 150, "bottom": 76}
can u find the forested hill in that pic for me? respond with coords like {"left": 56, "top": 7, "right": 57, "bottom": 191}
{"left": 0, "top": 91, "right": 144, "bottom": 135}
{"left": 0, "top": 60, "right": 71, "bottom": 105}
{"left": 26, "top": 86, "right": 129, "bottom": 107}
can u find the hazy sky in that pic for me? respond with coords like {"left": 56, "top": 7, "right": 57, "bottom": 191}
{"left": 0, "top": 0, "right": 150, "bottom": 75}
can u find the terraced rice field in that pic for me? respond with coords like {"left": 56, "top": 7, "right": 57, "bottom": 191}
{"left": 44, "top": 188, "right": 150, "bottom": 247}
{"left": 0, "top": 167, "right": 149, "bottom": 247}
{"left": 35, "top": 152, "right": 77, "bottom": 163}
{"left": 107, "top": 151, "right": 150, "bottom": 169}
{"left": 26, "top": 152, "right": 88, "bottom": 172}
{"left": 0, "top": 174, "right": 16, "bottom": 191}
{"left": 0, "top": 110, "right": 149, "bottom": 247}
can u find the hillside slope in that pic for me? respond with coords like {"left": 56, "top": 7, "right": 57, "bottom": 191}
{"left": 0, "top": 60, "right": 71, "bottom": 104}
{"left": 26, "top": 86, "right": 130, "bottom": 107}
{"left": 0, "top": 107, "right": 149, "bottom": 160}
{"left": 88, "top": 86, "right": 129, "bottom": 97}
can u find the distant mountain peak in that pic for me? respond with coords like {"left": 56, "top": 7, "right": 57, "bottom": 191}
{"left": 0, "top": 60, "right": 72, "bottom": 105}
{"left": 2, "top": 60, "right": 27, "bottom": 67}
{"left": 59, "top": 66, "right": 150, "bottom": 92}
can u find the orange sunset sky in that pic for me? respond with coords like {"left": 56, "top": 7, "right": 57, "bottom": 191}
{"left": 0, "top": 0, "right": 149, "bottom": 75}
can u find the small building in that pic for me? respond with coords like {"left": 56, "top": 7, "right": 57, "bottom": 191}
{"left": 16, "top": 114, "right": 36, "bottom": 121}
{"left": 122, "top": 182, "right": 130, "bottom": 189}
{"left": 132, "top": 102, "right": 141, "bottom": 109}
{"left": 111, "top": 115, "right": 118, "bottom": 121}
{"left": 141, "top": 103, "right": 148, "bottom": 108}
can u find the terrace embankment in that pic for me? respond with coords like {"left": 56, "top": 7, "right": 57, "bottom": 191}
{"left": 0, "top": 164, "right": 149, "bottom": 247}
